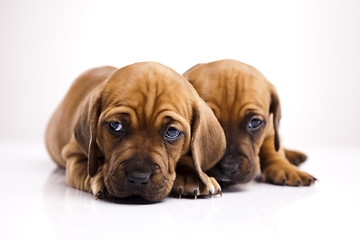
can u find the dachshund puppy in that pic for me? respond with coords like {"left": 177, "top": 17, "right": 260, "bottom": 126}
{"left": 183, "top": 59, "right": 315, "bottom": 187}
{"left": 45, "top": 62, "right": 225, "bottom": 201}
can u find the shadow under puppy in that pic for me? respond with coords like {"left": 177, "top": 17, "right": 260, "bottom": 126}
{"left": 45, "top": 62, "right": 225, "bottom": 201}
{"left": 183, "top": 59, "right": 316, "bottom": 188}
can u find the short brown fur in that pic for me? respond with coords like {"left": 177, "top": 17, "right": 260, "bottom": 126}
{"left": 184, "top": 59, "right": 315, "bottom": 187}
{"left": 46, "top": 62, "right": 226, "bottom": 201}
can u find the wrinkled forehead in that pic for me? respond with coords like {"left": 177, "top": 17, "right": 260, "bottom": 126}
{"left": 187, "top": 62, "right": 271, "bottom": 119}
{"left": 101, "top": 63, "right": 195, "bottom": 124}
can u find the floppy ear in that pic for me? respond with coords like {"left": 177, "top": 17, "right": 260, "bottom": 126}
{"left": 269, "top": 86, "right": 281, "bottom": 152}
{"left": 74, "top": 91, "right": 102, "bottom": 177}
{"left": 190, "top": 99, "right": 226, "bottom": 183}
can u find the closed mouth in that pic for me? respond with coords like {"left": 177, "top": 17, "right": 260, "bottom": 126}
{"left": 107, "top": 174, "right": 169, "bottom": 201}
{"left": 218, "top": 176, "right": 232, "bottom": 182}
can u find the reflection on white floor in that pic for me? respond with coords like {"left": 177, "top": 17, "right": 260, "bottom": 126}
{"left": 0, "top": 143, "right": 359, "bottom": 240}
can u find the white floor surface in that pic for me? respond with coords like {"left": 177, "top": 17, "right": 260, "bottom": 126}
{"left": 0, "top": 142, "right": 359, "bottom": 240}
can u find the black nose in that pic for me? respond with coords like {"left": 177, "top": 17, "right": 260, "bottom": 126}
{"left": 127, "top": 171, "right": 151, "bottom": 187}
{"left": 220, "top": 161, "right": 239, "bottom": 176}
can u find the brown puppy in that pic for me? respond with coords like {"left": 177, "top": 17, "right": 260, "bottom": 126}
{"left": 45, "top": 62, "right": 225, "bottom": 201}
{"left": 183, "top": 59, "right": 315, "bottom": 187}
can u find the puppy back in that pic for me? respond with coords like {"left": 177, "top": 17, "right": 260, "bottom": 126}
{"left": 45, "top": 66, "right": 117, "bottom": 167}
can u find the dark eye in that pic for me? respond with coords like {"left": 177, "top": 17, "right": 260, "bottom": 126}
{"left": 249, "top": 118, "right": 262, "bottom": 129}
{"left": 164, "top": 127, "right": 181, "bottom": 141}
{"left": 109, "top": 122, "right": 123, "bottom": 132}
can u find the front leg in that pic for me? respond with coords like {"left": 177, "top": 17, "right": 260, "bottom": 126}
{"left": 62, "top": 141, "right": 107, "bottom": 199}
{"left": 260, "top": 136, "right": 316, "bottom": 186}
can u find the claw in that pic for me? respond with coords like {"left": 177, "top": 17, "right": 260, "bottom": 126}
{"left": 178, "top": 188, "right": 183, "bottom": 199}
{"left": 209, "top": 190, "right": 214, "bottom": 198}
{"left": 308, "top": 178, "right": 313, "bottom": 185}
{"left": 95, "top": 191, "right": 103, "bottom": 200}
{"left": 194, "top": 189, "right": 198, "bottom": 200}
{"left": 219, "top": 191, "right": 222, "bottom": 197}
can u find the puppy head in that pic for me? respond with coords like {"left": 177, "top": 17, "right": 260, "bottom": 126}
{"left": 74, "top": 62, "right": 224, "bottom": 201}
{"left": 184, "top": 59, "right": 281, "bottom": 184}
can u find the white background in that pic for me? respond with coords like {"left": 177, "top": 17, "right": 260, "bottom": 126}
{"left": 1, "top": 0, "right": 360, "bottom": 148}
{"left": 1, "top": 1, "right": 360, "bottom": 240}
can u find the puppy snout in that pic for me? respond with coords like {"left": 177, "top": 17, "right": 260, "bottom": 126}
{"left": 127, "top": 171, "right": 151, "bottom": 187}
{"left": 220, "top": 161, "right": 240, "bottom": 176}
{"left": 219, "top": 155, "right": 240, "bottom": 176}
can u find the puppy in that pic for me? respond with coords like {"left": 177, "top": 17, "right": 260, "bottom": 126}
{"left": 183, "top": 59, "right": 315, "bottom": 187}
{"left": 45, "top": 62, "right": 225, "bottom": 201}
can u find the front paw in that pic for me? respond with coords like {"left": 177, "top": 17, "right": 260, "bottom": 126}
{"left": 89, "top": 172, "right": 109, "bottom": 200}
{"left": 172, "top": 171, "right": 221, "bottom": 199}
{"left": 262, "top": 162, "right": 316, "bottom": 186}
